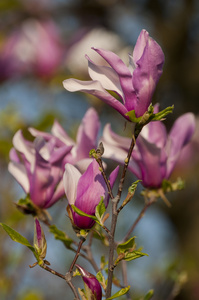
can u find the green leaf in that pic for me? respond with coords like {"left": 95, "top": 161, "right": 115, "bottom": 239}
{"left": 106, "top": 286, "right": 130, "bottom": 299}
{"left": 117, "top": 237, "right": 136, "bottom": 255}
{"left": 128, "top": 180, "right": 142, "bottom": 194}
{"left": 0, "top": 223, "right": 38, "bottom": 259}
{"left": 96, "top": 271, "right": 105, "bottom": 283}
{"left": 49, "top": 225, "right": 73, "bottom": 248}
{"left": 71, "top": 205, "right": 98, "bottom": 222}
{"left": 95, "top": 197, "right": 105, "bottom": 222}
{"left": 150, "top": 105, "right": 174, "bottom": 122}
{"left": 124, "top": 250, "right": 148, "bottom": 261}
{"left": 143, "top": 289, "right": 154, "bottom": 300}
{"left": 96, "top": 271, "right": 106, "bottom": 290}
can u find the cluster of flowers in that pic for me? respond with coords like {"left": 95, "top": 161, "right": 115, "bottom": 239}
{"left": 9, "top": 29, "right": 195, "bottom": 299}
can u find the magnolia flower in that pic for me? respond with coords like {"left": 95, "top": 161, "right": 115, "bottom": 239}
{"left": 76, "top": 264, "right": 102, "bottom": 300}
{"left": 8, "top": 129, "right": 72, "bottom": 209}
{"left": 101, "top": 113, "right": 195, "bottom": 188}
{"left": 0, "top": 19, "right": 63, "bottom": 80}
{"left": 63, "top": 29, "right": 164, "bottom": 121}
{"left": 29, "top": 108, "right": 100, "bottom": 173}
{"left": 63, "top": 159, "right": 119, "bottom": 229}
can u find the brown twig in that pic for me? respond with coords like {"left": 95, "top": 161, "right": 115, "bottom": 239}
{"left": 96, "top": 157, "right": 114, "bottom": 200}
{"left": 39, "top": 262, "right": 66, "bottom": 280}
{"left": 117, "top": 134, "right": 136, "bottom": 201}
{"left": 123, "top": 197, "right": 156, "bottom": 243}
{"left": 121, "top": 260, "right": 131, "bottom": 300}
{"left": 106, "top": 132, "right": 138, "bottom": 299}
{"left": 32, "top": 262, "right": 80, "bottom": 300}
{"left": 69, "top": 237, "right": 85, "bottom": 273}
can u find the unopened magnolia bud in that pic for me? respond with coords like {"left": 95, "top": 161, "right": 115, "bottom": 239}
{"left": 96, "top": 142, "right": 104, "bottom": 157}
{"left": 76, "top": 264, "right": 102, "bottom": 300}
{"left": 34, "top": 218, "right": 47, "bottom": 260}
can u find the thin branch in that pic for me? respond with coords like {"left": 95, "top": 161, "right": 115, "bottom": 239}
{"left": 105, "top": 132, "right": 137, "bottom": 299}
{"left": 117, "top": 134, "right": 136, "bottom": 201}
{"left": 33, "top": 262, "right": 80, "bottom": 300}
{"left": 66, "top": 279, "right": 80, "bottom": 300}
{"left": 123, "top": 197, "right": 156, "bottom": 243}
{"left": 96, "top": 157, "right": 114, "bottom": 199}
{"left": 65, "top": 272, "right": 80, "bottom": 300}
{"left": 121, "top": 260, "right": 131, "bottom": 300}
{"left": 37, "top": 263, "right": 66, "bottom": 280}
{"left": 69, "top": 237, "right": 85, "bottom": 273}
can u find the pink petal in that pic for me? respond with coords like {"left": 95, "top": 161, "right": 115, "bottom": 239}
{"left": 87, "top": 56, "right": 124, "bottom": 98}
{"left": 76, "top": 108, "right": 100, "bottom": 160}
{"left": 63, "top": 164, "right": 81, "bottom": 205}
{"left": 63, "top": 78, "right": 128, "bottom": 119}
{"left": 92, "top": 48, "right": 137, "bottom": 112}
{"left": 8, "top": 161, "right": 30, "bottom": 193}
{"left": 166, "top": 113, "right": 195, "bottom": 177}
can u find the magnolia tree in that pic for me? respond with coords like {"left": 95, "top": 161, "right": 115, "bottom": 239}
{"left": 1, "top": 29, "right": 195, "bottom": 300}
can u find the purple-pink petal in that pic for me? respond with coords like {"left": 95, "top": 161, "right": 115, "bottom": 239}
{"left": 166, "top": 113, "right": 195, "bottom": 178}
{"left": 133, "top": 32, "right": 165, "bottom": 117}
{"left": 76, "top": 264, "right": 102, "bottom": 300}
{"left": 92, "top": 47, "right": 137, "bottom": 112}
{"left": 132, "top": 136, "right": 167, "bottom": 188}
{"left": 74, "top": 160, "right": 106, "bottom": 228}
{"left": 76, "top": 108, "right": 100, "bottom": 160}
{"left": 29, "top": 151, "right": 53, "bottom": 208}
{"left": 87, "top": 56, "right": 124, "bottom": 99}
{"left": 63, "top": 164, "right": 81, "bottom": 206}
{"left": 8, "top": 160, "right": 30, "bottom": 193}
{"left": 63, "top": 78, "right": 129, "bottom": 119}
{"left": 35, "top": 218, "right": 42, "bottom": 248}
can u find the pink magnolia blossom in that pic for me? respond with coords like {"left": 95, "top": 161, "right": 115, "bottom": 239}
{"left": 29, "top": 108, "right": 100, "bottom": 173}
{"left": 0, "top": 19, "right": 63, "bottom": 80}
{"left": 63, "top": 29, "right": 164, "bottom": 120}
{"left": 101, "top": 113, "right": 195, "bottom": 188}
{"left": 63, "top": 159, "right": 119, "bottom": 229}
{"left": 8, "top": 129, "right": 72, "bottom": 209}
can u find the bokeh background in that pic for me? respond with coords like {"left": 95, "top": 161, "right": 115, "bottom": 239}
{"left": 0, "top": 0, "right": 199, "bottom": 299}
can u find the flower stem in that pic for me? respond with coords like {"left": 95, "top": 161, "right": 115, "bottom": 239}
{"left": 96, "top": 157, "right": 114, "bottom": 200}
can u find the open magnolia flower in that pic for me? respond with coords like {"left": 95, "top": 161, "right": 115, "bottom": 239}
{"left": 29, "top": 108, "right": 100, "bottom": 173}
{"left": 0, "top": 19, "right": 64, "bottom": 80}
{"left": 8, "top": 129, "right": 72, "bottom": 209}
{"left": 63, "top": 29, "right": 164, "bottom": 121}
{"left": 63, "top": 159, "right": 119, "bottom": 229}
{"left": 101, "top": 112, "right": 195, "bottom": 188}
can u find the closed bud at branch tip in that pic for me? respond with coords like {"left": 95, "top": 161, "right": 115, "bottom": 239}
{"left": 34, "top": 218, "right": 47, "bottom": 260}
{"left": 75, "top": 264, "right": 102, "bottom": 300}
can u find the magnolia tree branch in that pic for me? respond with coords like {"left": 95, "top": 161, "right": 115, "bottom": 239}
{"left": 117, "top": 134, "right": 136, "bottom": 201}
{"left": 123, "top": 196, "right": 156, "bottom": 243}
{"left": 106, "top": 133, "right": 137, "bottom": 298}
{"left": 121, "top": 260, "right": 131, "bottom": 300}
{"left": 106, "top": 123, "right": 144, "bottom": 299}
{"left": 34, "top": 262, "right": 80, "bottom": 300}
{"left": 69, "top": 237, "right": 85, "bottom": 273}
{"left": 96, "top": 157, "right": 115, "bottom": 200}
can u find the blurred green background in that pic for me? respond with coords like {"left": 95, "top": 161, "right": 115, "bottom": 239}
{"left": 0, "top": 0, "right": 199, "bottom": 299}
